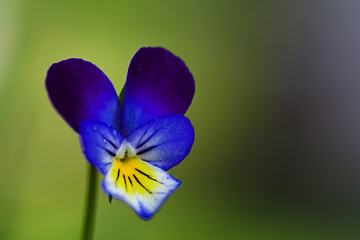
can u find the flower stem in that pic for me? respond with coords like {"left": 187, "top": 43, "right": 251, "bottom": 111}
{"left": 81, "top": 164, "right": 98, "bottom": 240}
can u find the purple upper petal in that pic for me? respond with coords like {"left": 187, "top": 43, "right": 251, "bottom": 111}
{"left": 121, "top": 47, "right": 195, "bottom": 135}
{"left": 46, "top": 58, "right": 122, "bottom": 133}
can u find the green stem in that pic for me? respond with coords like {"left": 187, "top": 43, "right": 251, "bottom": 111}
{"left": 81, "top": 164, "right": 98, "bottom": 240}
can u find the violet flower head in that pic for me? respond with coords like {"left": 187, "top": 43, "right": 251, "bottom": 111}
{"left": 46, "top": 47, "right": 195, "bottom": 220}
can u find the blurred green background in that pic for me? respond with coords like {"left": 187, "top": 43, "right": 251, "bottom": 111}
{"left": 2, "top": 0, "right": 360, "bottom": 239}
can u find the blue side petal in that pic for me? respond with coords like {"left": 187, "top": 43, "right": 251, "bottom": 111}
{"left": 46, "top": 58, "right": 122, "bottom": 133}
{"left": 80, "top": 120, "right": 124, "bottom": 174}
{"left": 126, "top": 114, "right": 195, "bottom": 171}
{"left": 121, "top": 47, "right": 195, "bottom": 135}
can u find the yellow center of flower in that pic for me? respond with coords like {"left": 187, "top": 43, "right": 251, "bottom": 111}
{"left": 110, "top": 154, "right": 164, "bottom": 196}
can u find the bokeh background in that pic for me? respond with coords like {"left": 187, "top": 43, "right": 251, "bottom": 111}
{"left": 1, "top": 0, "right": 360, "bottom": 239}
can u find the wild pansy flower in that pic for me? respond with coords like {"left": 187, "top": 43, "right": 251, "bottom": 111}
{"left": 46, "top": 47, "right": 195, "bottom": 220}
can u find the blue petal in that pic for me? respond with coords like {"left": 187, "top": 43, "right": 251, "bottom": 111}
{"left": 80, "top": 120, "right": 124, "bottom": 174}
{"left": 121, "top": 47, "right": 195, "bottom": 135}
{"left": 126, "top": 114, "right": 195, "bottom": 171}
{"left": 46, "top": 59, "right": 122, "bottom": 133}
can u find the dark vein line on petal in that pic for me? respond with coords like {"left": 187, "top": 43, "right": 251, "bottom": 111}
{"left": 135, "top": 168, "right": 164, "bottom": 184}
{"left": 116, "top": 169, "right": 120, "bottom": 182}
{"left": 136, "top": 130, "right": 158, "bottom": 149}
{"left": 128, "top": 176, "right": 133, "bottom": 186}
{"left": 128, "top": 176, "right": 134, "bottom": 193}
{"left": 94, "top": 143, "right": 118, "bottom": 154}
{"left": 133, "top": 174, "right": 152, "bottom": 194}
{"left": 100, "top": 134, "right": 119, "bottom": 149}
{"left": 123, "top": 174, "right": 127, "bottom": 191}
{"left": 136, "top": 127, "right": 149, "bottom": 147}
{"left": 137, "top": 145, "right": 157, "bottom": 155}
{"left": 105, "top": 149, "right": 116, "bottom": 157}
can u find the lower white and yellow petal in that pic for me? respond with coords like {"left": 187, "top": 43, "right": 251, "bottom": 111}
{"left": 102, "top": 157, "right": 181, "bottom": 220}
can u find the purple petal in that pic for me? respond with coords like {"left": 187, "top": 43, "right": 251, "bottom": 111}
{"left": 126, "top": 114, "right": 195, "bottom": 171}
{"left": 46, "top": 58, "right": 122, "bottom": 133}
{"left": 121, "top": 47, "right": 195, "bottom": 135}
{"left": 80, "top": 120, "right": 124, "bottom": 175}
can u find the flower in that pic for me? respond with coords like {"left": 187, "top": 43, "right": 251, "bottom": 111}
{"left": 45, "top": 47, "right": 195, "bottom": 220}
